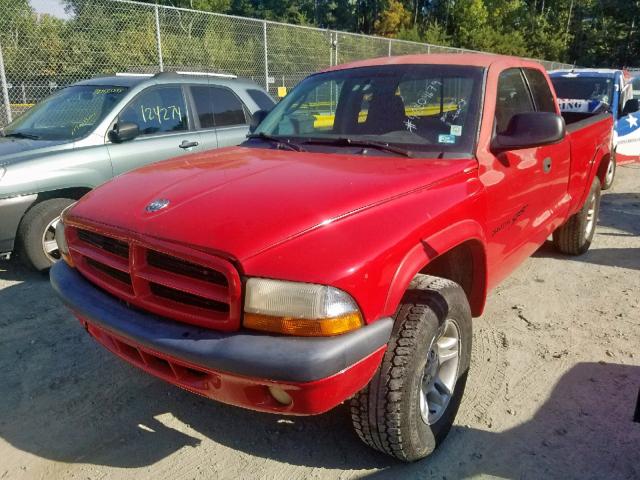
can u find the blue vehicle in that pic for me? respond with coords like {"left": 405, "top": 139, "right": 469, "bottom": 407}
{"left": 550, "top": 68, "right": 640, "bottom": 189}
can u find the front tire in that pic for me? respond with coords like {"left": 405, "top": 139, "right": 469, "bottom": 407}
{"left": 553, "top": 177, "right": 601, "bottom": 255}
{"left": 17, "top": 198, "right": 75, "bottom": 271}
{"left": 350, "top": 275, "right": 472, "bottom": 462}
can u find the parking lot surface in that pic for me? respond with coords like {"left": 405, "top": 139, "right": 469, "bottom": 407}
{"left": 1, "top": 166, "right": 639, "bottom": 480}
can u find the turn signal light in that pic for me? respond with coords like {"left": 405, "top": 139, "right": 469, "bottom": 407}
{"left": 244, "top": 312, "right": 363, "bottom": 336}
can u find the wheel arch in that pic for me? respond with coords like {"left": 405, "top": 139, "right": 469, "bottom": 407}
{"left": 384, "top": 220, "right": 488, "bottom": 318}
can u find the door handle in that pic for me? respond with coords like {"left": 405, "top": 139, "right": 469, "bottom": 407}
{"left": 542, "top": 157, "right": 552, "bottom": 173}
{"left": 179, "top": 140, "right": 199, "bottom": 149}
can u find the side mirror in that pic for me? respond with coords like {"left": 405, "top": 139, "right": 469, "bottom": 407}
{"left": 622, "top": 99, "right": 639, "bottom": 116}
{"left": 109, "top": 122, "right": 139, "bottom": 143}
{"left": 493, "top": 112, "right": 565, "bottom": 151}
{"left": 249, "top": 110, "right": 270, "bottom": 133}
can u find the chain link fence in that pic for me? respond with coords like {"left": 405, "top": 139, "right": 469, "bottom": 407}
{"left": 0, "top": 0, "right": 573, "bottom": 128}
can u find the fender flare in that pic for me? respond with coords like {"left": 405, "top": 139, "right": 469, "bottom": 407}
{"left": 384, "top": 219, "right": 488, "bottom": 317}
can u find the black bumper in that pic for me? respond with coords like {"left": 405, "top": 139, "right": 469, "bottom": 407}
{"left": 0, "top": 194, "right": 37, "bottom": 253}
{"left": 50, "top": 262, "right": 393, "bottom": 383}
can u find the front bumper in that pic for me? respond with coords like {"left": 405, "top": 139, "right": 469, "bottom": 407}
{"left": 0, "top": 194, "right": 37, "bottom": 254}
{"left": 50, "top": 262, "right": 392, "bottom": 415}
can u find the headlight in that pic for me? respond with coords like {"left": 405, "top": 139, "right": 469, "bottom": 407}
{"left": 55, "top": 204, "right": 76, "bottom": 267}
{"left": 244, "top": 278, "right": 363, "bottom": 336}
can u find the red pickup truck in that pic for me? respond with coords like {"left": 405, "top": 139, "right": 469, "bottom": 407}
{"left": 51, "top": 54, "right": 612, "bottom": 461}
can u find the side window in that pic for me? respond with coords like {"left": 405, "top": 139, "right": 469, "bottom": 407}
{"left": 191, "top": 86, "right": 215, "bottom": 129}
{"left": 495, "top": 68, "right": 534, "bottom": 134}
{"left": 210, "top": 86, "right": 247, "bottom": 127}
{"left": 119, "top": 86, "right": 188, "bottom": 135}
{"left": 246, "top": 89, "right": 276, "bottom": 111}
{"left": 523, "top": 68, "right": 556, "bottom": 113}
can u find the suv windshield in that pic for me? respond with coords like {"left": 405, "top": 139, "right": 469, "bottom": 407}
{"left": 254, "top": 65, "right": 484, "bottom": 157}
{"left": 3, "top": 85, "right": 129, "bottom": 141}
{"left": 551, "top": 76, "right": 614, "bottom": 106}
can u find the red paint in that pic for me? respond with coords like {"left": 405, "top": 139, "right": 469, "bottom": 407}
{"left": 62, "top": 53, "right": 612, "bottom": 415}
{"left": 80, "top": 316, "right": 385, "bottom": 415}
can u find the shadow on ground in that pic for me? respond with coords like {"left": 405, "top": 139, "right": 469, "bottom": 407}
{"left": 0, "top": 257, "right": 638, "bottom": 477}
{"left": 534, "top": 189, "right": 640, "bottom": 270}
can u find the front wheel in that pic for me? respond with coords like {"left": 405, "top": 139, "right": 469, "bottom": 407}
{"left": 553, "top": 177, "right": 601, "bottom": 255}
{"left": 17, "top": 198, "right": 75, "bottom": 271}
{"left": 350, "top": 275, "right": 472, "bottom": 462}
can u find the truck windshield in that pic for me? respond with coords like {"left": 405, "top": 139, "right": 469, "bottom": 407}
{"left": 254, "top": 65, "right": 484, "bottom": 157}
{"left": 3, "top": 85, "right": 129, "bottom": 141}
{"left": 551, "top": 76, "right": 614, "bottom": 106}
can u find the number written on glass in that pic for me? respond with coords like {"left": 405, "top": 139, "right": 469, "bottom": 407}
{"left": 140, "top": 104, "right": 182, "bottom": 123}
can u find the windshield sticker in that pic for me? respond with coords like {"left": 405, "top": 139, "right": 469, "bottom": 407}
{"left": 140, "top": 104, "right": 182, "bottom": 123}
{"left": 404, "top": 118, "right": 417, "bottom": 133}
{"left": 94, "top": 87, "right": 126, "bottom": 95}
{"left": 450, "top": 125, "right": 462, "bottom": 136}
{"left": 438, "top": 134, "right": 456, "bottom": 144}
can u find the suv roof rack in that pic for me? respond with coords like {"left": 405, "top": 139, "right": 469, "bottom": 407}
{"left": 115, "top": 72, "right": 154, "bottom": 77}
{"left": 153, "top": 71, "right": 238, "bottom": 79}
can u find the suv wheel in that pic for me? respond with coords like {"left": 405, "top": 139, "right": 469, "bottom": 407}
{"left": 17, "top": 198, "right": 75, "bottom": 271}
{"left": 350, "top": 275, "right": 472, "bottom": 461}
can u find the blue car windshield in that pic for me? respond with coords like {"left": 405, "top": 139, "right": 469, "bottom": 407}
{"left": 3, "top": 85, "right": 129, "bottom": 141}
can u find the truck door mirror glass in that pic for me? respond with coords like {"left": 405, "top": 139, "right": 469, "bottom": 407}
{"left": 249, "top": 110, "right": 270, "bottom": 133}
{"left": 492, "top": 112, "right": 565, "bottom": 151}
{"left": 109, "top": 122, "right": 139, "bottom": 143}
{"left": 622, "top": 99, "right": 640, "bottom": 116}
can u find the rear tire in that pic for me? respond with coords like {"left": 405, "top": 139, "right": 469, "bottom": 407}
{"left": 553, "top": 177, "right": 601, "bottom": 255}
{"left": 17, "top": 198, "right": 75, "bottom": 271}
{"left": 350, "top": 275, "right": 472, "bottom": 462}
{"left": 602, "top": 152, "right": 616, "bottom": 190}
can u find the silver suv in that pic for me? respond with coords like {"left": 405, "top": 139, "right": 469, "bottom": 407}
{"left": 0, "top": 71, "right": 274, "bottom": 270}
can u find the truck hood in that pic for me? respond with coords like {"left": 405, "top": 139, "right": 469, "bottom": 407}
{"left": 70, "top": 147, "right": 476, "bottom": 261}
{"left": 0, "top": 136, "right": 71, "bottom": 166}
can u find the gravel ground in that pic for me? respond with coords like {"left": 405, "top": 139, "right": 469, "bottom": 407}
{"left": 1, "top": 166, "right": 639, "bottom": 480}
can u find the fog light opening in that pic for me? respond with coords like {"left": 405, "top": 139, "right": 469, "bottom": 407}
{"left": 269, "top": 386, "right": 293, "bottom": 406}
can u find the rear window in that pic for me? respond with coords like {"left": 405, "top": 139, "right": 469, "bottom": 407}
{"left": 210, "top": 86, "right": 247, "bottom": 127}
{"left": 247, "top": 89, "right": 276, "bottom": 111}
{"left": 190, "top": 86, "right": 215, "bottom": 129}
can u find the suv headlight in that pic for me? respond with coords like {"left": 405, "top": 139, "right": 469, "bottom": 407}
{"left": 244, "top": 278, "right": 363, "bottom": 336}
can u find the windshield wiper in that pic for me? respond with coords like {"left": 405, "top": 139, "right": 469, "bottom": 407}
{"left": 4, "top": 132, "right": 41, "bottom": 140}
{"left": 301, "top": 137, "right": 414, "bottom": 157}
{"left": 247, "top": 132, "right": 306, "bottom": 152}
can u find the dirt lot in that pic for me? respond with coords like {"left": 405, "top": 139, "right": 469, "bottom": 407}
{"left": 1, "top": 166, "right": 639, "bottom": 480}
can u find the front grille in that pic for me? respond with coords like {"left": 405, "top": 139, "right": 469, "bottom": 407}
{"left": 150, "top": 282, "right": 230, "bottom": 313}
{"left": 78, "top": 229, "right": 129, "bottom": 258}
{"left": 86, "top": 257, "right": 132, "bottom": 286}
{"left": 147, "top": 250, "right": 228, "bottom": 286}
{"left": 67, "top": 226, "right": 241, "bottom": 331}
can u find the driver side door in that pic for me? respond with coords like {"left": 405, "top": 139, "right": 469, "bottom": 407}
{"left": 107, "top": 85, "right": 202, "bottom": 176}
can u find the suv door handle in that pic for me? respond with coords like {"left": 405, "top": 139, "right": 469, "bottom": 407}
{"left": 179, "top": 140, "right": 199, "bottom": 149}
{"left": 542, "top": 157, "right": 552, "bottom": 173}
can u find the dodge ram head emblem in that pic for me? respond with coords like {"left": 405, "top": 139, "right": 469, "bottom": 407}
{"left": 145, "top": 199, "right": 170, "bottom": 212}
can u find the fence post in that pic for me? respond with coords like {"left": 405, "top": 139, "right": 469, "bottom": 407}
{"left": 0, "top": 41, "right": 11, "bottom": 125}
{"left": 263, "top": 21, "right": 269, "bottom": 91}
{"left": 388, "top": 39, "right": 392, "bottom": 56}
{"left": 154, "top": 5, "right": 164, "bottom": 72}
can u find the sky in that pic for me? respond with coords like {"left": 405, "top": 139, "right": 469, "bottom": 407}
{"left": 29, "top": 0, "right": 71, "bottom": 19}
